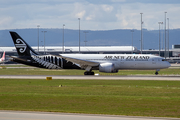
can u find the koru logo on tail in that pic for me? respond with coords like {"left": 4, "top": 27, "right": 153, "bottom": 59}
{"left": 15, "top": 39, "right": 27, "bottom": 53}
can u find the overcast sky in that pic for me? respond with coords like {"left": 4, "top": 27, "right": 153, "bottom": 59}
{"left": 0, "top": 0, "right": 180, "bottom": 30}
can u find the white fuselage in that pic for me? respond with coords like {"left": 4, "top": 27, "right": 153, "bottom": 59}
{"left": 61, "top": 54, "right": 171, "bottom": 70}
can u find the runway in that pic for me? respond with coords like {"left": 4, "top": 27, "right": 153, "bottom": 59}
{"left": 0, "top": 75, "right": 179, "bottom": 80}
{"left": 0, "top": 111, "right": 179, "bottom": 120}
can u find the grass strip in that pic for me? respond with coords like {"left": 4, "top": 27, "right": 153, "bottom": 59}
{"left": 0, "top": 79, "right": 180, "bottom": 117}
{"left": 0, "top": 68, "right": 179, "bottom": 75}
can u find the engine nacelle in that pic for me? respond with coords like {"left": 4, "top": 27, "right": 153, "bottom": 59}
{"left": 99, "top": 63, "right": 118, "bottom": 73}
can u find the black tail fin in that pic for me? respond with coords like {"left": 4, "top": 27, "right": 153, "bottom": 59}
{"left": 9, "top": 31, "right": 38, "bottom": 57}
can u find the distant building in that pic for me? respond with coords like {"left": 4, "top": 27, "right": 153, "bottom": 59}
{"left": 0, "top": 46, "right": 139, "bottom": 55}
{"left": 1, "top": 46, "right": 180, "bottom": 63}
{"left": 172, "top": 44, "right": 180, "bottom": 57}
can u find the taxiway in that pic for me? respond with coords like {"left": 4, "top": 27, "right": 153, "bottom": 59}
{"left": 0, "top": 111, "right": 179, "bottom": 120}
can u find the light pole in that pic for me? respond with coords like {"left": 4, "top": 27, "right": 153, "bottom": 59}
{"left": 84, "top": 31, "right": 88, "bottom": 46}
{"left": 131, "top": 30, "right": 134, "bottom": 54}
{"left": 37, "top": 25, "right": 40, "bottom": 53}
{"left": 140, "top": 13, "right": 143, "bottom": 54}
{"left": 78, "top": 18, "right": 80, "bottom": 53}
{"left": 164, "top": 12, "right": 167, "bottom": 59}
{"left": 42, "top": 31, "right": 47, "bottom": 54}
{"left": 158, "top": 22, "right": 163, "bottom": 56}
{"left": 167, "top": 18, "right": 169, "bottom": 58}
{"left": 62, "top": 24, "right": 65, "bottom": 53}
{"left": 161, "top": 22, "right": 164, "bottom": 50}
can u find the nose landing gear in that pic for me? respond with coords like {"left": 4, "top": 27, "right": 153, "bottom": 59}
{"left": 155, "top": 71, "right": 159, "bottom": 75}
{"left": 155, "top": 69, "right": 160, "bottom": 75}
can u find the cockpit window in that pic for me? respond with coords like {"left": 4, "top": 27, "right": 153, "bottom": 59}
{"left": 162, "top": 59, "right": 165, "bottom": 61}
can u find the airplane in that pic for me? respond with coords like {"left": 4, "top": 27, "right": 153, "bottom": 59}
{"left": 0, "top": 51, "right": 6, "bottom": 63}
{"left": 9, "top": 31, "right": 171, "bottom": 75}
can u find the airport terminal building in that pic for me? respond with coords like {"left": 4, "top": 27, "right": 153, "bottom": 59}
{"left": 0, "top": 46, "right": 139, "bottom": 55}
{"left": 0, "top": 45, "right": 177, "bottom": 56}
{"left": 0, "top": 45, "right": 180, "bottom": 63}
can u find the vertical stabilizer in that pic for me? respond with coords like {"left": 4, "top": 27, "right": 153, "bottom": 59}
{"left": 0, "top": 51, "right": 5, "bottom": 62}
{"left": 1, "top": 51, "right": 5, "bottom": 61}
{"left": 9, "top": 31, "right": 38, "bottom": 57}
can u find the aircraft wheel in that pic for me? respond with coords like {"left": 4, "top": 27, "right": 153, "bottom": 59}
{"left": 155, "top": 71, "right": 158, "bottom": 75}
{"left": 84, "top": 71, "right": 94, "bottom": 75}
{"left": 84, "top": 72, "right": 87, "bottom": 75}
{"left": 90, "top": 72, "right": 94, "bottom": 75}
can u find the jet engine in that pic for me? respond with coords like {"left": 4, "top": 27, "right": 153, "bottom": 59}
{"left": 99, "top": 63, "right": 118, "bottom": 73}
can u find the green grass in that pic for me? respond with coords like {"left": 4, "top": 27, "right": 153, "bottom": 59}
{"left": 0, "top": 67, "right": 179, "bottom": 75}
{"left": 0, "top": 66, "right": 179, "bottom": 117}
{"left": 0, "top": 79, "right": 180, "bottom": 117}
{"left": 0, "top": 64, "right": 30, "bottom": 67}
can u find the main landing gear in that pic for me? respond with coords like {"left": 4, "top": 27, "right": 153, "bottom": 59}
{"left": 84, "top": 71, "right": 94, "bottom": 75}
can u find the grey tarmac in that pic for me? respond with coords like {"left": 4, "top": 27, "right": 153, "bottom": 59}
{"left": 0, "top": 111, "right": 179, "bottom": 120}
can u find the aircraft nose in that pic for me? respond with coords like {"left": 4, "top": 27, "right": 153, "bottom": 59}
{"left": 165, "top": 61, "right": 171, "bottom": 68}
{"left": 161, "top": 61, "right": 171, "bottom": 68}
{"left": 167, "top": 62, "right": 171, "bottom": 68}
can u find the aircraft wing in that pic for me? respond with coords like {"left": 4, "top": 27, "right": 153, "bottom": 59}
{"left": 53, "top": 54, "right": 99, "bottom": 67}
{"left": 8, "top": 56, "right": 28, "bottom": 62}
